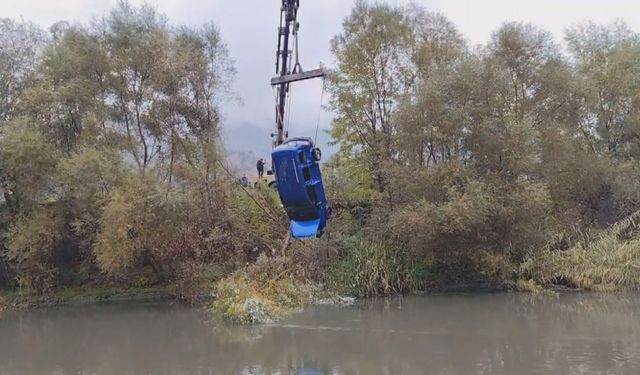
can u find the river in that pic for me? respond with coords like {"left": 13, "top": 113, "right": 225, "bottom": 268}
{"left": 1, "top": 293, "right": 639, "bottom": 374}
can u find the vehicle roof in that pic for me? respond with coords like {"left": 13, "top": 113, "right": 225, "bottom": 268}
{"left": 272, "top": 137, "right": 315, "bottom": 153}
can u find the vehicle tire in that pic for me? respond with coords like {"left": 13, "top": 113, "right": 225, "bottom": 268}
{"left": 268, "top": 181, "right": 278, "bottom": 191}
{"left": 312, "top": 147, "right": 322, "bottom": 161}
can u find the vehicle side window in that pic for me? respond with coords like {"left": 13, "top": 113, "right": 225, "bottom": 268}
{"left": 277, "top": 158, "right": 290, "bottom": 182}
{"left": 307, "top": 185, "right": 318, "bottom": 204}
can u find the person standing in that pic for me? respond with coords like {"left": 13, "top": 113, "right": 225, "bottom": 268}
{"left": 256, "top": 158, "right": 264, "bottom": 178}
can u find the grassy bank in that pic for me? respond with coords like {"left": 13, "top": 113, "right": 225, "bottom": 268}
{"left": 327, "top": 238, "right": 426, "bottom": 297}
{"left": 5, "top": 218, "right": 640, "bottom": 321}
{"left": 0, "top": 285, "right": 180, "bottom": 310}
{"left": 520, "top": 212, "right": 640, "bottom": 292}
{"left": 521, "top": 236, "right": 640, "bottom": 291}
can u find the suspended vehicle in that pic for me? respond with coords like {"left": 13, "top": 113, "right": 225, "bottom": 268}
{"left": 272, "top": 137, "right": 327, "bottom": 237}
{"left": 270, "top": 0, "right": 329, "bottom": 238}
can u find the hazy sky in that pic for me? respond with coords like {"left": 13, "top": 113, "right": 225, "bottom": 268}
{"left": 3, "top": 0, "right": 640, "bottom": 157}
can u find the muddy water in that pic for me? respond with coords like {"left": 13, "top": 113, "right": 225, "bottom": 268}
{"left": 1, "top": 293, "right": 639, "bottom": 375}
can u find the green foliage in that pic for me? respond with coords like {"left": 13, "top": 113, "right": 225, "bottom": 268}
{"left": 0, "top": 18, "right": 46, "bottom": 121}
{"left": 0, "top": 118, "right": 60, "bottom": 209}
{"left": 326, "top": 5, "right": 640, "bottom": 291}
{"left": 0, "top": 1, "right": 239, "bottom": 295}
{"left": 7, "top": 209, "right": 63, "bottom": 292}
{"left": 61, "top": 148, "right": 125, "bottom": 254}
{"left": 328, "top": 1, "right": 415, "bottom": 193}
{"left": 329, "top": 237, "right": 424, "bottom": 297}
{"left": 4, "top": 1, "right": 640, "bottom": 303}
{"left": 94, "top": 175, "right": 186, "bottom": 279}
{"left": 522, "top": 211, "right": 640, "bottom": 291}
{"left": 225, "top": 184, "right": 288, "bottom": 256}
{"left": 565, "top": 21, "right": 640, "bottom": 157}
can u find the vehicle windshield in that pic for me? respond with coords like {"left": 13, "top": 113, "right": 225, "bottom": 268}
{"left": 286, "top": 204, "right": 319, "bottom": 221}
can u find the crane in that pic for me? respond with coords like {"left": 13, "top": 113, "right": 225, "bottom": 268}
{"left": 269, "top": 0, "right": 329, "bottom": 238}
{"left": 271, "top": 0, "right": 325, "bottom": 146}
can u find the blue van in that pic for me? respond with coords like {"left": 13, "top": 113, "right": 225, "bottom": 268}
{"left": 271, "top": 137, "right": 328, "bottom": 238}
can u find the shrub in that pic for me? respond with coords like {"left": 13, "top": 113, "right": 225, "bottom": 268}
{"left": 7, "top": 209, "right": 63, "bottom": 292}
{"left": 0, "top": 118, "right": 60, "bottom": 209}
{"left": 211, "top": 255, "right": 308, "bottom": 323}
{"left": 94, "top": 175, "right": 187, "bottom": 280}
{"left": 328, "top": 237, "right": 424, "bottom": 297}
{"left": 522, "top": 213, "right": 640, "bottom": 291}
{"left": 226, "top": 185, "right": 288, "bottom": 252}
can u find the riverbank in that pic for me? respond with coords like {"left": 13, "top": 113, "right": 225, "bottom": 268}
{"left": 0, "top": 285, "right": 182, "bottom": 311}
{"left": 0, "top": 278, "right": 510, "bottom": 315}
{"left": 2, "top": 224, "right": 638, "bottom": 318}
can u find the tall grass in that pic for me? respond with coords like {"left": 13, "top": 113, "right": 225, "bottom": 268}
{"left": 329, "top": 238, "right": 424, "bottom": 297}
{"left": 521, "top": 210, "right": 640, "bottom": 291}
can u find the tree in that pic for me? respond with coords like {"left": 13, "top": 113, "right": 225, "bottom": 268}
{"left": 488, "top": 22, "right": 560, "bottom": 123}
{"left": 93, "top": 175, "right": 186, "bottom": 279}
{"left": 0, "top": 19, "right": 46, "bottom": 122}
{"left": 98, "top": 1, "right": 171, "bottom": 170}
{"left": 6, "top": 208, "right": 63, "bottom": 292}
{"left": 0, "top": 2, "right": 238, "bottom": 292}
{"left": 0, "top": 118, "right": 60, "bottom": 211}
{"left": 328, "top": 1, "right": 414, "bottom": 193}
{"left": 22, "top": 24, "right": 107, "bottom": 152}
{"left": 566, "top": 21, "right": 640, "bottom": 157}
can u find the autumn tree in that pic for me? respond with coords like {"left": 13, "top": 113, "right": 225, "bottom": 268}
{"left": 0, "top": 19, "right": 46, "bottom": 122}
{"left": 328, "top": 1, "right": 414, "bottom": 193}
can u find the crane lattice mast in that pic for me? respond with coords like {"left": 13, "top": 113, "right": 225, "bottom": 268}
{"left": 272, "top": 0, "right": 325, "bottom": 146}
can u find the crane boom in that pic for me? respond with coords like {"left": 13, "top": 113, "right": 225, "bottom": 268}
{"left": 272, "top": 0, "right": 325, "bottom": 146}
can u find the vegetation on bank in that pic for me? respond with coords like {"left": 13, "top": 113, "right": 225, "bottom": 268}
{"left": 521, "top": 212, "right": 640, "bottom": 291}
{"left": 3, "top": 1, "right": 640, "bottom": 321}
{"left": 328, "top": 238, "right": 425, "bottom": 297}
{"left": 0, "top": 285, "right": 177, "bottom": 309}
{"left": 211, "top": 255, "right": 308, "bottom": 323}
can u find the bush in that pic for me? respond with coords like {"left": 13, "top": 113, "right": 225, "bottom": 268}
{"left": 7, "top": 209, "right": 64, "bottom": 292}
{"left": 522, "top": 213, "right": 640, "bottom": 290}
{"left": 328, "top": 237, "right": 424, "bottom": 297}
{"left": 211, "top": 255, "right": 307, "bottom": 323}
{"left": 427, "top": 250, "right": 517, "bottom": 286}
{"left": 522, "top": 234, "right": 640, "bottom": 291}
{"left": 0, "top": 118, "right": 60, "bottom": 209}
{"left": 94, "top": 175, "right": 187, "bottom": 280}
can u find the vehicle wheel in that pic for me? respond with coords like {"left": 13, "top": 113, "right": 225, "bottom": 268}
{"left": 312, "top": 147, "right": 322, "bottom": 161}
{"left": 268, "top": 181, "right": 278, "bottom": 191}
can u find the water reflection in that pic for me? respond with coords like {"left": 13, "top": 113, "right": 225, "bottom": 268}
{"left": 1, "top": 294, "right": 639, "bottom": 374}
